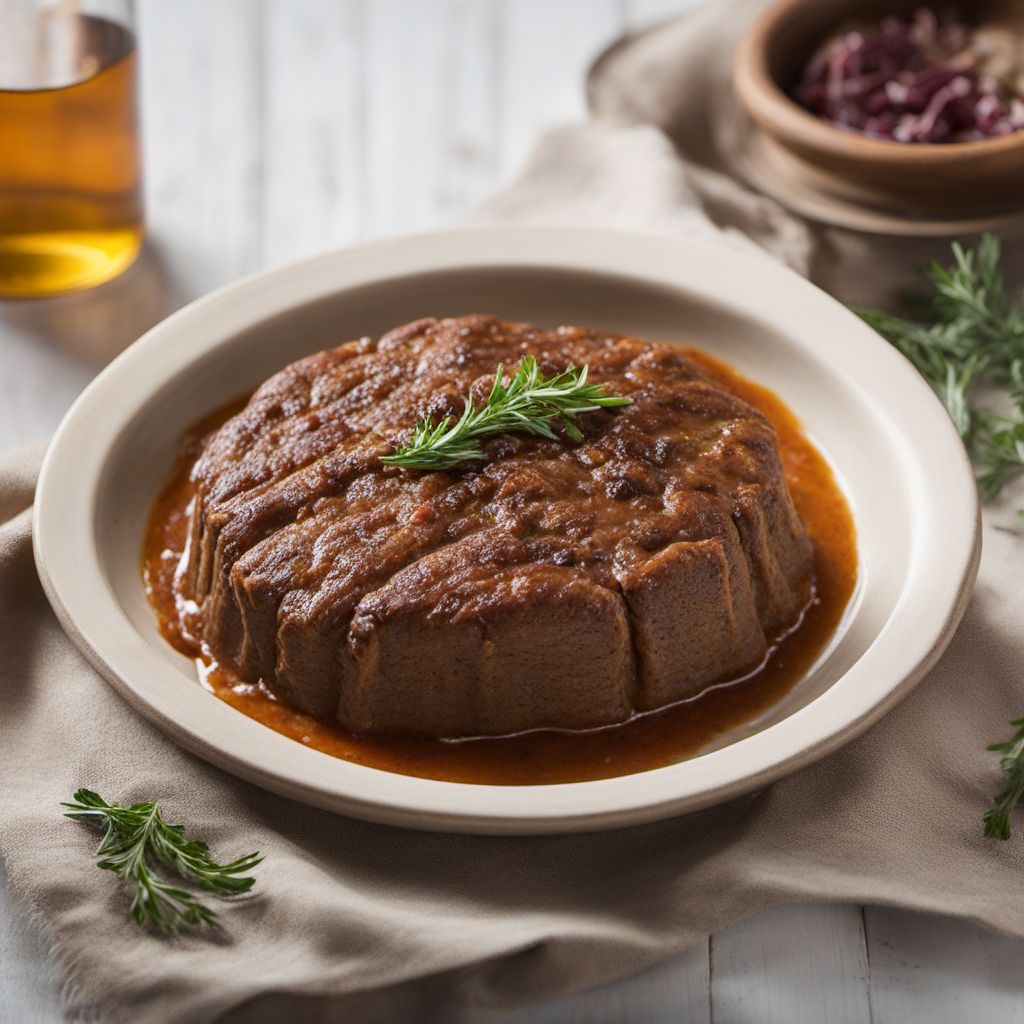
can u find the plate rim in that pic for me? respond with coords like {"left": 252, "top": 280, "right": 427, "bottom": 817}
{"left": 33, "top": 225, "right": 982, "bottom": 834}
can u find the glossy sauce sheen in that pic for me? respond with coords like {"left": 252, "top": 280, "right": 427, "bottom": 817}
{"left": 144, "top": 348, "right": 857, "bottom": 785}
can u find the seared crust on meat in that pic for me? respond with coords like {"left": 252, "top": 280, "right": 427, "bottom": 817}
{"left": 180, "top": 315, "right": 813, "bottom": 737}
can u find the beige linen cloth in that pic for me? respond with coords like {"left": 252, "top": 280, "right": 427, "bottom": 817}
{"left": 3, "top": 2, "right": 1024, "bottom": 1021}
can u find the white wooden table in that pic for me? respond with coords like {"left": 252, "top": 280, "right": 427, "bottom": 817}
{"left": 2, "top": 2, "right": 1024, "bottom": 1020}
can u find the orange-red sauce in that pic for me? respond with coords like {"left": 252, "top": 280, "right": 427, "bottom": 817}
{"left": 143, "top": 349, "right": 858, "bottom": 785}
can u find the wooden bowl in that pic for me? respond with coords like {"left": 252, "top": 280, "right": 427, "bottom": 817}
{"left": 733, "top": 0, "right": 1024, "bottom": 216}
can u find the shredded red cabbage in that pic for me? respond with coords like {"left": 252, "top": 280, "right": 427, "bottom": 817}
{"left": 793, "top": 7, "right": 1024, "bottom": 143}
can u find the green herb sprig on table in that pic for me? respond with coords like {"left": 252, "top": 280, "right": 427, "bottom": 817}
{"left": 857, "top": 236, "right": 1024, "bottom": 839}
{"left": 63, "top": 789, "right": 262, "bottom": 934}
{"left": 380, "top": 355, "right": 632, "bottom": 471}
{"left": 856, "top": 234, "right": 1024, "bottom": 501}
{"left": 984, "top": 720, "right": 1024, "bottom": 841}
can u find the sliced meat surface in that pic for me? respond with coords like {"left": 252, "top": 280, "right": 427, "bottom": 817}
{"left": 179, "top": 315, "right": 814, "bottom": 737}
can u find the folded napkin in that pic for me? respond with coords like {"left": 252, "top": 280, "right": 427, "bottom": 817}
{"left": 4, "top": 2, "right": 1024, "bottom": 1022}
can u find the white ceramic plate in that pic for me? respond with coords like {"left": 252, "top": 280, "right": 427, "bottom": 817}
{"left": 34, "top": 227, "right": 980, "bottom": 835}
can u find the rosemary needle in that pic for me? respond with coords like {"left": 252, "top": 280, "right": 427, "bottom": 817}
{"left": 380, "top": 355, "right": 632, "bottom": 471}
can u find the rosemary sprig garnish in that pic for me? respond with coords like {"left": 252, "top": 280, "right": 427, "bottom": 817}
{"left": 984, "top": 720, "right": 1024, "bottom": 841}
{"left": 63, "top": 789, "right": 262, "bottom": 934}
{"left": 856, "top": 234, "right": 1024, "bottom": 500}
{"left": 380, "top": 355, "right": 632, "bottom": 471}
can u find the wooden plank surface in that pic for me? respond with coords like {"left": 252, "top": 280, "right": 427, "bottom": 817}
{"left": 711, "top": 905, "right": 871, "bottom": 1024}
{"left": 865, "top": 908, "right": 1024, "bottom": 1024}
{"left": 2, "top": 2, "right": 1024, "bottom": 1022}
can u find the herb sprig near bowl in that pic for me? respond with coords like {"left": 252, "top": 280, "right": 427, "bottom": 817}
{"left": 380, "top": 355, "right": 632, "bottom": 471}
{"left": 857, "top": 235, "right": 1024, "bottom": 838}
{"left": 63, "top": 789, "right": 262, "bottom": 934}
{"left": 856, "top": 234, "right": 1024, "bottom": 503}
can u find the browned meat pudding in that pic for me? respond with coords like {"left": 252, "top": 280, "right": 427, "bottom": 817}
{"left": 179, "top": 315, "right": 814, "bottom": 739}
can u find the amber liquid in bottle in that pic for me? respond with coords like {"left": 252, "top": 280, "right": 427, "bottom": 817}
{"left": 0, "top": 15, "right": 143, "bottom": 297}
